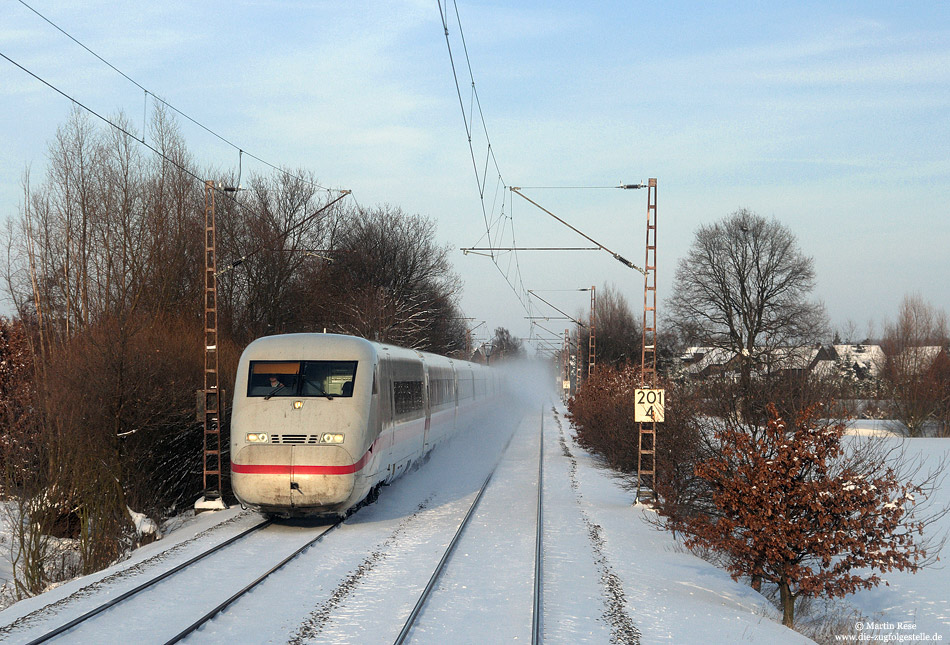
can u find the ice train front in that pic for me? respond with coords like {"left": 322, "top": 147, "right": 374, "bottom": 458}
{"left": 230, "top": 334, "right": 381, "bottom": 516}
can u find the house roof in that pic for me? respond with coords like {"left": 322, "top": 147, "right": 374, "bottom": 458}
{"left": 766, "top": 346, "right": 821, "bottom": 371}
{"left": 832, "top": 344, "right": 886, "bottom": 377}
{"left": 683, "top": 347, "right": 737, "bottom": 374}
{"left": 892, "top": 345, "right": 947, "bottom": 375}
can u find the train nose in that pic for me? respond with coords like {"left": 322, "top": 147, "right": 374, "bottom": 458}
{"left": 232, "top": 445, "right": 359, "bottom": 512}
{"left": 289, "top": 445, "right": 359, "bottom": 508}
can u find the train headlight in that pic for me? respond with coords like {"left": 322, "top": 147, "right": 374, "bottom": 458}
{"left": 320, "top": 433, "right": 344, "bottom": 444}
{"left": 246, "top": 432, "right": 269, "bottom": 443}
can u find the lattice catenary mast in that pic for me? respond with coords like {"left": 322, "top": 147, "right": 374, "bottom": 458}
{"left": 202, "top": 181, "right": 223, "bottom": 501}
{"left": 562, "top": 328, "right": 571, "bottom": 399}
{"left": 588, "top": 285, "right": 596, "bottom": 377}
{"left": 637, "top": 178, "right": 658, "bottom": 502}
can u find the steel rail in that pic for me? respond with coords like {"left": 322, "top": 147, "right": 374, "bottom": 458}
{"left": 393, "top": 420, "right": 521, "bottom": 645}
{"left": 393, "top": 469, "right": 495, "bottom": 645}
{"left": 163, "top": 519, "right": 343, "bottom": 644}
{"left": 532, "top": 409, "right": 545, "bottom": 644}
{"left": 25, "top": 518, "right": 273, "bottom": 645}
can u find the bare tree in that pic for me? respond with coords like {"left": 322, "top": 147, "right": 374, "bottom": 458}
{"left": 5, "top": 108, "right": 184, "bottom": 335}
{"left": 881, "top": 294, "right": 950, "bottom": 436}
{"left": 0, "top": 109, "right": 208, "bottom": 581}
{"left": 488, "top": 327, "right": 524, "bottom": 362}
{"left": 578, "top": 282, "right": 640, "bottom": 370}
{"left": 216, "top": 168, "right": 339, "bottom": 342}
{"left": 139, "top": 103, "right": 203, "bottom": 316}
{"left": 667, "top": 209, "right": 827, "bottom": 395}
{"left": 318, "top": 205, "right": 465, "bottom": 354}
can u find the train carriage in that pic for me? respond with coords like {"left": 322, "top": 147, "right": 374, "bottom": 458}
{"left": 230, "top": 333, "right": 496, "bottom": 517}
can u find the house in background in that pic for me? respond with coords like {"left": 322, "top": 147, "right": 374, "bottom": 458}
{"left": 833, "top": 344, "right": 886, "bottom": 380}
{"left": 679, "top": 346, "right": 740, "bottom": 379}
{"left": 675, "top": 342, "right": 949, "bottom": 388}
{"left": 886, "top": 345, "right": 950, "bottom": 378}
{"left": 764, "top": 345, "right": 830, "bottom": 379}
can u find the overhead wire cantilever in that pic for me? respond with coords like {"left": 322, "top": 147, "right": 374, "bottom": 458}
{"left": 509, "top": 187, "right": 646, "bottom": 275}
{"left": 527, "top": 290, "right": 585, "bottom": 327}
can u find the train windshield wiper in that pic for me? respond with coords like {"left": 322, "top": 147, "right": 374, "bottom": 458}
{"left": 263, "top": 384, "right": 286, "bottom": 400}
{"left": 302, "top": 377, "right": 333, "bottom": 400}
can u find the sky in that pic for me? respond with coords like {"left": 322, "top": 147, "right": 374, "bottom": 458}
{"left": 2, "top": 1, "right": 949, "bottom": 353}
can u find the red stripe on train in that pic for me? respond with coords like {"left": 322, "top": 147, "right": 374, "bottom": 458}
{"left": 232, "top": 450, "right": 371, "bottom": 476}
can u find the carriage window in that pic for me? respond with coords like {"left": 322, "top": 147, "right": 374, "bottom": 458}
{"left": 248, "top": 360, "right": 357, "bottom": 398}
{"left": 393, "top": 380, "right": 424, "bottom": 414}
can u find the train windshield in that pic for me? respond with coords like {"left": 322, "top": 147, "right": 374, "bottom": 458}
{"left": 248, "top": 361, "right": 358, "bottom": 398}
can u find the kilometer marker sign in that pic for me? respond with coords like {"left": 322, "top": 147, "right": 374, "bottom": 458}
{"left": 634, "top": 389, "right": 665, "bottom": 423}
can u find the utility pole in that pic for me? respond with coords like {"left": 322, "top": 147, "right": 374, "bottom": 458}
{"left": 575, "top": 324, "right": 583, "bottom": 389}
{"left": 192, "top": 185, "right": 348, "bottom": 513}
{"left": 637, "top": 178, "right": 659, "bottom": 503}
{"left": 465, "top": 320, "right": 485, "bottom": 361}
{"left": 197, "top": 180, "right": 226, "bottom": 511}
{"left": 562, "top": 329, "right": 570, "bottom": 400}
{"left": 588, "top": 285, "right": 596, "bottom": 377}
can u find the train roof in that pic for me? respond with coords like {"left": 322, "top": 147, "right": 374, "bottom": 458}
{"left": 240, "top": 333, "right": 375, "bottom": 361}
{"left": 239, "top": 333, "right": 490, "bottom": 371}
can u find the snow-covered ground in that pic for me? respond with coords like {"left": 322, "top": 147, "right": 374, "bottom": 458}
{"left": 843, "top": 436, "right": 950, "bottom": 641}
{"left": 542, "top": 408, "right": 811, "bottom": 644}
{"left": 0, "top": 387, "right": 948, "bottom": 644}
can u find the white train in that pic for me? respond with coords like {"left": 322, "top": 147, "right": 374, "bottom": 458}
{"left": 230, "top": 333, "right": 498, "bottom": 517}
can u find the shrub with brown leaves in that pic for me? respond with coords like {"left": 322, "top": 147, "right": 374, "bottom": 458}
{"left": 567, "top": 366, "right": 641, "bottom": 473}
{"left": 568, "top": 365, "right": 706, "bottom": 518}
{"left": 670, "top": 403, "right": 941, "bottom": 627}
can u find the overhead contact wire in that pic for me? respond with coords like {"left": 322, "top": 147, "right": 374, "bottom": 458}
{"left": 14, "top": 0, "right": 339, "bottom": 194}
{"left": 437, "top": 0, "right": 494, "bottom": 259}
{"left": 437, "top": 0, "right": 533, "bottom": 315}
{"left": 0, "top": 50, "right": 350, "bottom": 257}
{"left": 452, "top": 0, "right": 505, "bottom": 186}
{"left": 451, "top": 0, "right": 528, "bottom": 306}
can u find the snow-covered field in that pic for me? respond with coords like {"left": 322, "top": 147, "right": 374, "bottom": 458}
{"left": 842, "top": 436, "right": 950, "bottom": 641}
{"left": 0, "top": 390, "right": 948, "bottom": 643}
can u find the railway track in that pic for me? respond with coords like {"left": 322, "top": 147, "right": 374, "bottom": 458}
{"left": 393, "top": 408, "right": 546, "bottom": 644}
{"left": 4, "top": 405, "right": 553, "bottom": 644}
{"left": 14, "top": 516, "right": 341, "bottom": 644}
{"left": 22, "top": 517, "right": 272, "bottom": 645}
{"left": 162, "top": 519, "right": 342, "bottom": 644}
{"left": 532, "top": 408, "right": 544, "bottom": 644}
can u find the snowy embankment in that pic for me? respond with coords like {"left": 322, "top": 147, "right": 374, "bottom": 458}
{"left": 842, "top": 435, "right": 950, "bottom": 640}
{"left": 544, "top": 405, "right": 811, "bottom": 644}
{"left": 0, "top": 391, "right": 946, "bottom": 643}
{"left": 544, "top": 412, "right": 950, "bottom": 643}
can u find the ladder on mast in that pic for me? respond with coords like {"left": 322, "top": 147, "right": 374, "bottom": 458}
{"left": 202, "top": 180, "right": 223, "bottom": 499}
{"left": 588, "top": 285, "right": 596, "bottom": 377}
{"left": 637, "top": 178, "right": 658, "bottom": 503}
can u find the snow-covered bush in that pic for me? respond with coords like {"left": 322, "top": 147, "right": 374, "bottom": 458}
{"left": 668, "top": 404, "right": 945, "bottom": 628}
